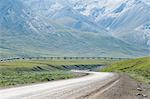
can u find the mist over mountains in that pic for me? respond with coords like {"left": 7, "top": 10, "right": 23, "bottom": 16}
{"left": 0, "top": 0, "right": 150, "bottom": 58}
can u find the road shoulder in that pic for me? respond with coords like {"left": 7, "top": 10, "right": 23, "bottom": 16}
{"left": 90, "top": 74, "right": 150, "bottom": 99}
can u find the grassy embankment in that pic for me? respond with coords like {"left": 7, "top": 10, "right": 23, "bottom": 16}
{"left": 101, "top": 57, "right": 150, "bottom": 83}
{"left": 0, "top": 59, "right": 115, "bottom": 87}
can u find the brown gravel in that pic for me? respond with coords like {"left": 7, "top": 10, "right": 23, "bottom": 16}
{"left": 88, "top": 74, "right": 150, "bottom": 99}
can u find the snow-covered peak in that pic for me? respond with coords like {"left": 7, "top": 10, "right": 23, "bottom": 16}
{"left": 142, "top": 0, "right": 150, "bottom": 5}
{"left": 69, "top": 0, "right": 149, "bottom": 21}
{"left": 70, "top": 0, "right": 126, "bottom": 16}
{"left": 22, "top": 0, "right": 65, "bottom": 17}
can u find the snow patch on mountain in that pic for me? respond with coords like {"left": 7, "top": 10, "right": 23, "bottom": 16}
{"left": 136, "top": 22, "right": 150, "bottom": 47}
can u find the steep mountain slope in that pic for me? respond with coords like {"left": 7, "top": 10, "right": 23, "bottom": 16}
{"left": 108, "top": 1, "right": 150, "bottom": 47}
{"left": 22, "top": 0, "right": 107, "bottom": 33}
{"left": 0, "top": 0, "right": 149, "bottom": 58}
{"left": 70, "top": 0, "right": 150, "bottom": 48}
{"left": 0, "top": 0, "right": 89, "bottom": 57}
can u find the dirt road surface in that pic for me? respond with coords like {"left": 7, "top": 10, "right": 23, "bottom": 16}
{"left": 0, "top": 71, "right": 149, "bottom": 99}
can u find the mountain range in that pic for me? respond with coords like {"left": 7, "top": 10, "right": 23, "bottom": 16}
{"left": 0, "top": 0, "right": 150, "bottom": 58}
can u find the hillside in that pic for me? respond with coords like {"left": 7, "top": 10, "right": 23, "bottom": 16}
{"left": 101, "top": 57, "right": 150, "bottom": 83}
{"left": 0, "top": 0, "right": 150, "bottom": 58}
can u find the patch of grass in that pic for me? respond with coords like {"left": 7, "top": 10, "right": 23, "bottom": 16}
{"left": 0, "top": 71, "right": 75, "bottom": 87}
{"left": 100, "top": 57, "right": 150, "bottom": 83}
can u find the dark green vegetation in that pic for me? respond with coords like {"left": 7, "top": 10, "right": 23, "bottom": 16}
{"left": 101, "top": 57, "right": 150, "bottom": 83}
{"left": 0, "top": 59, "right": 115, "bottom": 87}
{"left": 0, "top": 71, "right": 76, "bottom": 87}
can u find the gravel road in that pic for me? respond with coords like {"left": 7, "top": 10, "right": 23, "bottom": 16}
{"left": 0, "top": 71, "right": 118, "bottom": 99}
